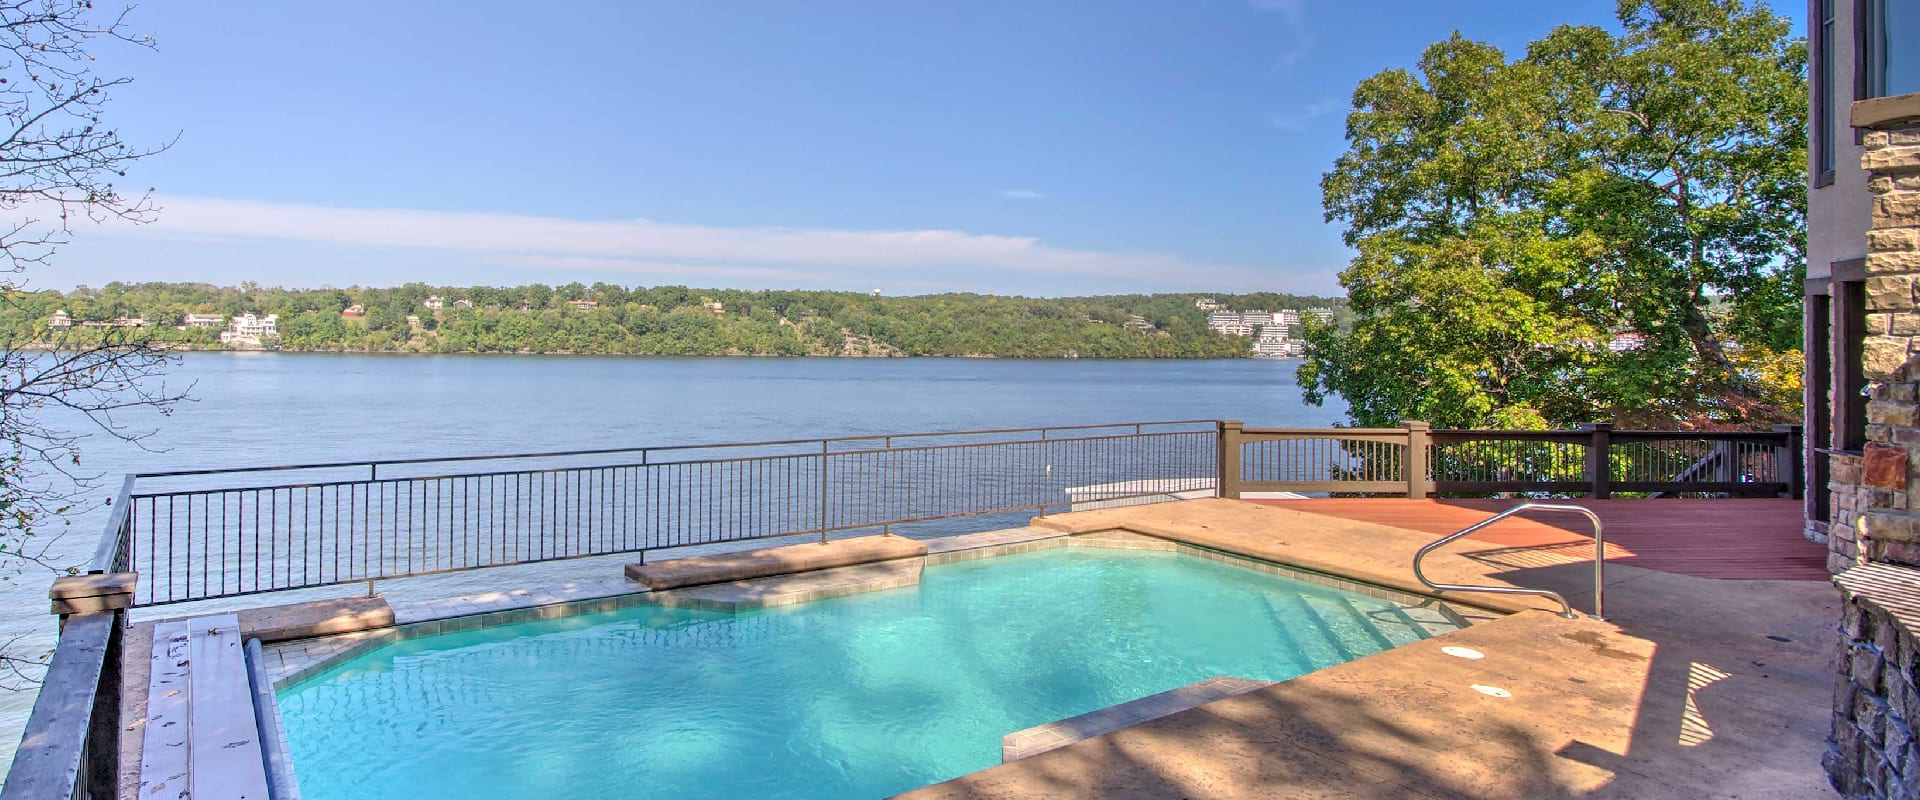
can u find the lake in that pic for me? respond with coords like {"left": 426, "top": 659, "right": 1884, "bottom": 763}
{"left": 0, "top": 353, "right": 1346, "bottom": 769}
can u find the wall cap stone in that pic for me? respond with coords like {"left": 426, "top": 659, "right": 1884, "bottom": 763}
{"left": 1855, "top": 93, "right": 1920, "bottom": 130}
{"left": 1834, "top": 562, "right": 1920, "bottom": 638}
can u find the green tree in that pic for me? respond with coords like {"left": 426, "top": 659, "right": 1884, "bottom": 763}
{"left": 1302, "top": 0, "right": 1806, "bottom": 429}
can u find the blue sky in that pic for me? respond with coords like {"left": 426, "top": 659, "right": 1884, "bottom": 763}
{"left": 42, "top": 0, "right": 1805, "bottom": 297}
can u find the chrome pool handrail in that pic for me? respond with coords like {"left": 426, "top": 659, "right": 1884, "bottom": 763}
{"left": 1411, "top": 502, "right": 1606, "bottom": 621}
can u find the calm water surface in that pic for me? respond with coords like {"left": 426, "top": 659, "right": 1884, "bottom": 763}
{"left": 0, "top": 354, "right": 1344, "bottom": 769}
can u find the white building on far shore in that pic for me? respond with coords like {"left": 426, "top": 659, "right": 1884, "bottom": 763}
{"left": 220, "top": 313, "right": 279, "bottom": 346}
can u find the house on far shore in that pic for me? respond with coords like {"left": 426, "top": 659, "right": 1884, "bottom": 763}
{"left": 220, "top": 313, "right": 278, "bottom": 346}
{"left": 705, "top": 301, "right": 725, "bottom": 314}
{"left": 341, "top": 304, "right": 366, "bottom": 318}
{"left": 568, "top": 299, "right": 598, "bottom": 312}
{"left": 183, "top": 313, "right": 224, "bottom": 329}
{"left": 452, "top": 299, "right": 473, "bottom": 310}
{"left": 47, "top": 309, "right": 70, "bottom": 329}
{"left": 423, "top": 296, "right": 444, "bottom": 311}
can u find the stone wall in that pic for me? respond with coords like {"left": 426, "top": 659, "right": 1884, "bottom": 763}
{"left": 1833, "top": 453, "right": 1870, "bottom": 573}
{"left": 1828, "top": 116, "right": 1920, "bottom": 799}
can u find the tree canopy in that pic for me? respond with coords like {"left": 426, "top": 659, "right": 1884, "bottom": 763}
{"left": 1299, "top": 0, "right": 1806, "bottom": 430}
{"left": 7, "top": 282, "right": 1345, "bottom": 359}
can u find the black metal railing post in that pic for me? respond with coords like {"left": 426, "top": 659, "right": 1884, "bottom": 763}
{"left": 1581, "top": 422, "right": 1613, "bottom": 499}
{"left": 1777, "top": 423, "right": 1805, "bottom": 499}
{"left": 817, "top": 440, "right": 830, "bottom": 544}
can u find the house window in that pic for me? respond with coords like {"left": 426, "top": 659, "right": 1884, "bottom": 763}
{"left": 1807, "top": 286, "right": 1834, "bottom": 525}
{"left": 1815, "top": 0, "right": 1838, "bottom": 185}
{"left": 1866, "top": 0, "right": 1920, "bottom": 97}
{"left": 1836, "top": 273, "right": 1870, "bottom": 452}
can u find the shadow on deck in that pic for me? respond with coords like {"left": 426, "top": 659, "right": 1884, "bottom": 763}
{"left": 904, "top": 497, "right": 1839, "bottom": 799}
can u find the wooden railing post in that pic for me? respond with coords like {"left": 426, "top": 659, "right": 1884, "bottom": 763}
{"left": 1217, "top": 420, "right": 1244, "bottom": 499}
{"left": 1581, "top": 422, "right": 1613, "bottom": 499}
{"left": 1776, "top": 423, "right": 1805, "bottom": 499}
{"left": 1400, "top": 421, "right": 1430, "bottom": 499}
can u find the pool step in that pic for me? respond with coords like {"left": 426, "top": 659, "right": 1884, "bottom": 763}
{"left": 1000, "top": 677, "right": 1274, "bottom": 763}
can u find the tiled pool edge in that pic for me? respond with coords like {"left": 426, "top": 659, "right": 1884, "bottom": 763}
{"left": 253, "top": 523, "right": 1492, "bottom": 800}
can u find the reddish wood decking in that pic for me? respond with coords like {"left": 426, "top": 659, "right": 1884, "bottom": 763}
{"left": 1249, "top": 498, "right": 1828, "bottom": 581}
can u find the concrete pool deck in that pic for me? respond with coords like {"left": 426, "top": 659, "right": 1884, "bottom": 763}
{"left": 115, "top": 497, "right": 1839, "bottom": 799}
{"left": 903, "top": 498, "right": 1839, "bottom": 799}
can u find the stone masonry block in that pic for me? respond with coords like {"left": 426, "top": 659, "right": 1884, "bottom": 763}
{"left": 1873, "top": 228, "right": 1920, "bottom": 253}
{"left": 1867, "top": 444, "right": 1913, "bottom": 489}
{"left": 1874, "top": 276, "right": 1920, "bottom": 307}
{"left": 1859, "top": 644, "right": 1889, "bottom": 694}
{"left": 1877, "top": 539, "right": 1920, "bottom": 568}
{"left": 1867, "top": 338, "right": 1915, "bottom": 379}
{"left": 1890, "top": 194, "right": 1920, "bottom": 220}
{"left": 1866, "top": 146, "right": 1920, "bottom": 174}
{"left": 1873, "top": 253, "right": 1920, "bottom": 276}
{"left": 1871, "top": 400, "right": 1920, "bottom": 426}
{"left": 1867, "top": 514, "right": 1920, "bottom": 546}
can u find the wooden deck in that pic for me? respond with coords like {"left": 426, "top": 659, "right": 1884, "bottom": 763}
{"left": 1248, "top": 498, "right": 1828, "bottom": 581}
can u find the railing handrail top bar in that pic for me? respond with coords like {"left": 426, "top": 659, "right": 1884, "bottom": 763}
{"left": 122, "top": 427, "right": 1218, "bottom": 497}
{"left": 1238, "top": 426, "right": 1409, "bottom": 435}
{"left": 86, "top": 475, "right": 137, "bottom": 574}
{"left": 122, "top": 418, "right": 1225, "bottom": 481}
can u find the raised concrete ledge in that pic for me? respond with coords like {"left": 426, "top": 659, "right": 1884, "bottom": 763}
{"left": 648, "top": 559, "right": 922, "bottom": 612}
{"left": 625, "top": 534, "right": 927, "bottom": 590}
{"left": 1001, "top": 677, "right": 1274, "bottom": 763}
{"left": 140, "top": 595, "right": 395, "bottom": 645}
{"left": 231, "top": 595, "right": 395, "bottom": 643}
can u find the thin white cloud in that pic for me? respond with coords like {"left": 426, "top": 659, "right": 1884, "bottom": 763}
{"left": 1269, "top": 98, "right": 1345, "bottom": 132}
{"left": 998, "top": 189, "right": 1047, "bottom": 200}
{"left": 1249, "top": 0, "right": 1305, "bottom": 26}
{"left": 1251, "top": 0, "right": 1314, "bottom": 74}
{"left": 77, "top": 195, "right": 1304, "bottom": 290}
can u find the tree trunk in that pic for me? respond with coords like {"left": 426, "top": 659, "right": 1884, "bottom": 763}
{"left": 1679, "top": 299, "right": 1761, "bottom": 399}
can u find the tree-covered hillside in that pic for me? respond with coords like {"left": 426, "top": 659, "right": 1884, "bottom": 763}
{"left": 3, "top": 282, "right": 1343, "bottom": 358}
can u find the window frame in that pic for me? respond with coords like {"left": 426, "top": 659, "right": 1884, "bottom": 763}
{"left": 1814, "top": 0, "right": 1838, "bottom": 187}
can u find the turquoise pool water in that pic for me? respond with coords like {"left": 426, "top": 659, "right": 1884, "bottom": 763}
{"left": 277, "top": 548, "right": 1453, "bottom": 800}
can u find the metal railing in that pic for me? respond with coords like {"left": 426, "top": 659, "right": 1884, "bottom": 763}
{"left": 1411, "top": 502, "right": 1607, "bottom": 620}
{"left": 11, "top": 415, "right": 1805, "bottom": 800}
{"left": 102, "top": 420, "right": 1221, "bottom": 606}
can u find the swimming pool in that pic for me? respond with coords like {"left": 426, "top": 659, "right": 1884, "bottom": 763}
{"left": 277, "top": 547, "right": 1460, "bottom": 799}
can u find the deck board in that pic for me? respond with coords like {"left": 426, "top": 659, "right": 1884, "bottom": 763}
{"left": 1248, "top": 498, "right": 1826, "bottom": 581}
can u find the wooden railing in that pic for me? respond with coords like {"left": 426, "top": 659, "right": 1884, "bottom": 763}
{"left": 1221, "top": 420, "right": 1803, "bottom": 500}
